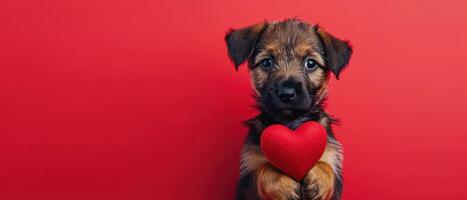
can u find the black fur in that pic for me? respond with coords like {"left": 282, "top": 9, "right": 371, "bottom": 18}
{"left": 317, "top": 29, "right": 353, "bottom": 79}
{"left": 225, "top": 23, "right": 266, "bottom": 70}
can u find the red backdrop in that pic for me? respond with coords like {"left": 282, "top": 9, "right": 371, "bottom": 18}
{"left": 1, "top": 0, "right": 467, "bottom": 199}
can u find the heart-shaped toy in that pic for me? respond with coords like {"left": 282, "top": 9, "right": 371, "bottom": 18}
{"left": 260, "top": 121, "right": 327, "bottom": 181}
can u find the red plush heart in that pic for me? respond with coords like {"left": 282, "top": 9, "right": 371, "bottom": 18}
{"left": 260, "top": 121, "right": 327, "bottom": 181}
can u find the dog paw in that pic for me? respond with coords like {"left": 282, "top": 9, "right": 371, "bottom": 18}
{"left": 303, "top": 161, "right": 335, "bottom": 200}
{"left": 257, "top": 164, "right": 300, "bottom": 200}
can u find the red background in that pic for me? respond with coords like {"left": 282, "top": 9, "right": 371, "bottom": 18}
{"left": 1, "top": 0, "right": 467, "bottom": 199}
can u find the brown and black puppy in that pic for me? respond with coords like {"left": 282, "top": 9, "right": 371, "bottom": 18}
{"left": 225, "top": 19, "right": 352, "bottom": 200}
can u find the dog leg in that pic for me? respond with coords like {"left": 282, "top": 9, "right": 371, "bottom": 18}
{"left": 257, "top": 163, "right": 301, "bottom": 200}
{"left": 302, "top": 161, "right": 335, "bottom": 200}
{"left": 302, "top": 138, "right": 343, "bottom": 200}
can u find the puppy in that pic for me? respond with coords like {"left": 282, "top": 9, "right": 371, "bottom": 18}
{"left": 224, "top": 19, "right": 352, "bottom": 200}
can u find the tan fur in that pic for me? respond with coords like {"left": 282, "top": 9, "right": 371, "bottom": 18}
{"left": 240, "top": 145, "right": 302, "bottom": 200}
{"left": 314, "top": 78, "right": 329, "bottom": 106}
{"left": 250, "top": 68, "right": 268, "bottom": 96}
{"left": 257, "top": 164, "right": 301, "bottom": 200}
{"left": 295, "top": 45, "right": 325, "bottom": 66}
{"left": 303, "top": 161, "right": 335, "bottom": 200}
{"left": 319, "top": 137, "right": 343, "bottom": 176}
{"left": 254, "top": 44, "right": 280, "bottom": 64}
{"left": 240, "top": 144, "right": 268, "bottom": 176}
{"left": 307, "top": 67, "right": 326, "bottom": 87}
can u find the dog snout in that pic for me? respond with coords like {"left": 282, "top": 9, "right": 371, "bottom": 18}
{"left": 278, "top": 87, "right": 296, "bottom": 103}
{"left": 277, "top": 78, "right": 302, "bottom": 103}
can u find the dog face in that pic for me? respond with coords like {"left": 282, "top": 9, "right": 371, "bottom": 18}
{"left": 225, "top": 19, "right": 352, "bottom": 120}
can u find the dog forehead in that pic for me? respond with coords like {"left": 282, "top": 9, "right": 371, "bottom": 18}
{"left": 259, "top": 20, "right": 321, "bottom": 54}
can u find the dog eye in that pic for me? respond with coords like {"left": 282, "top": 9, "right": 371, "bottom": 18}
{"left": 304, "top": 58, "right": 317, "bottom": 70}
{"left": 260, "top": 58, "right": 274, "bottom": 69}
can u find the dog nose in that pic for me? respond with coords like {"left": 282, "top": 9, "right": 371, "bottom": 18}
{"left": 278, "top": 87, "right": 296, "bottom": 103}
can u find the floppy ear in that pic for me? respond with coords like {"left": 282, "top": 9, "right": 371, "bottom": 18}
{"left": 317, "top": 27, "right": 353, "bottom": 79}
{"left": 224, "top": 22, "right": 266, "bottom": 70}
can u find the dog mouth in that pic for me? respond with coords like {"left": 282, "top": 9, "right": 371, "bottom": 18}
{"left": 260, "top": 92, "right": 313, "bottom": 118}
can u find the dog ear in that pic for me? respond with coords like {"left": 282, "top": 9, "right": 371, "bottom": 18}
{"left": 316, "top": 27, "right": 353, "bottom": 79}
{"left": 225, "top": 22, "right": 266, "bottom": 70}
